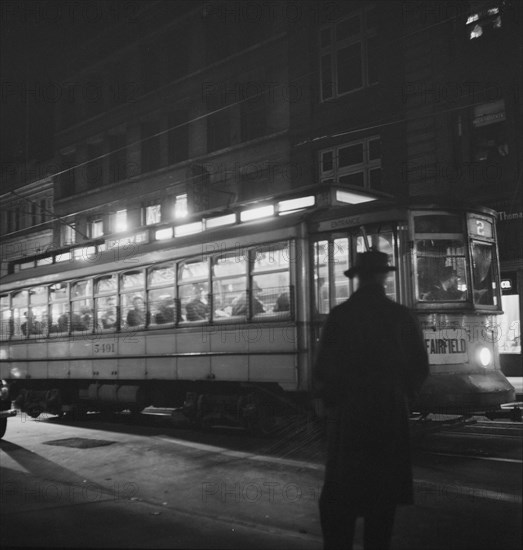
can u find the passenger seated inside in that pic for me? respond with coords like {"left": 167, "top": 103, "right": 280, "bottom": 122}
{"left": 21, "top": 311, "right": 42, "bottom": 335}
{"left": 101, "top": 297, "right": 117, "bottom": 328}
{"left": 424, "top": 267, "right": 463, "bottom": 301}
{"left": 185, "top": 284, "right": 209, "bottom": 321}
{"left": 231, "top": 282, "right": 265, "bottom": 316}
{"left": 155, "top": 296, "right": 175, "bottom": 324}
{"left": 127, "top": 296, "right": 146, "bottom": 326}
{"left": 273, "top": 291, "right": 290, "bottom": 312}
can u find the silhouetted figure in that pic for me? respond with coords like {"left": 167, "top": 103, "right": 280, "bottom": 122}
{"left": 231, "top": 282, "right": 264, "bottom": 316}
{"left": 313, "top": 250, "right": 429, "bottom": 550}
{"left": 425, "top": 266, "right": 463, "bottom": 301}
{"left": 185, "top": 285, "right": 209, "bottom": 321}
{"left": 127, "top": 296, "right": 146, "bottom": 326}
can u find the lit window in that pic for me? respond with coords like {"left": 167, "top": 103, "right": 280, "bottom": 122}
{"left": 61, "top": 222, "right": 76, "bottom": 246}
{"left": 320, "top": 6, "right": 378, "bottom": 101}
{"left": 145, "top": 204, "right": 161, "bottom": 225}
{"left": 174, "top": 194, "right": 188, "bottom": 219}
{"left": 466, "top": 2, "right": 503, "bottom": 40}
{"left": 113, "top": 209, "right": 127, "bottom": 233}
{"left": 320, "top": 136, "right": 381, "bottom": 190}
{"left": 90, "top": 219, "right": 104, "bottom": 238}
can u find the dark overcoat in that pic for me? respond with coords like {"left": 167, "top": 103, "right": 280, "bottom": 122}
{"left": 313, "top": 283, "right": 429, "bottom": 513}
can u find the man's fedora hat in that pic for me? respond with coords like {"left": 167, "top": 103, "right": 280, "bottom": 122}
{"left": 344, "top": 249, "right": 397, "bottom": 278}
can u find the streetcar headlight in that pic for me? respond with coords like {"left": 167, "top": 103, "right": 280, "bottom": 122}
{"left": 477, "top": 347, "right": 492, "bottom": 367}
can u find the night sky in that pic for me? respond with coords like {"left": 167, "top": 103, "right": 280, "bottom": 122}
{"left": 0, "top": 0, "right": 148, "bottom": 166}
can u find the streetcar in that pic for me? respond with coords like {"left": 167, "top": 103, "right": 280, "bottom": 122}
{"left": 0, "top": 185, "right": 515, "bottom": 437}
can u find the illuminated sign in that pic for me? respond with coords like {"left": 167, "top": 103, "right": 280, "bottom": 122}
{"left": 105, "top": 231, "right": 149, "bottom": 250}
{"left": 423, "top": 329, "right": 468, "bottom": 365}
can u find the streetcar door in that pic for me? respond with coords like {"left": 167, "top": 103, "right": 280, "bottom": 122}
{"left": 310, "top": 236, "right": 350, "bottom": 351}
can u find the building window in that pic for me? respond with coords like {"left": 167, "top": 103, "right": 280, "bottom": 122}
{"left": 61, "top": 222, "right": 76, "bottom": 246}
{"left": 320, "top": 136, "right": 381, "bottom": 190}
{"left": 174, "top": 194, "right": 188, "bottom": 219}
{"left": 59, "top": 152, "right": 76, "bottom": 197}
{"left": 470, "top": 100, "right": 508, "bottom": 163}
{"left": 320, "top": 6, "right": 378, "bottom": 101}
{"left": 240, "top": 83, "right": 268, "bottom": 142}
{"left": 86, "top": 142, "right": 104, "bottom": 189}
{"left": 31, "top": 203, "right": 38, "bottom": 226}
{"left": 141, "top": 121, "right": 162, "bottom": 173}
{"left": 168, "top": 113, "right": 189, "bottom": 165}
{"left": 111, "top": 209, "right": 127, "bottom": 234}
{"left": 144, "top": 204, "right": 161, "bottom": 225}
{"left": 466, "top": 2, "right": 503, "bottom": 40}
{"left": 90, "top": 219, "right": 104, "bottom": 239}
{"left": 109, "top": 133, "right": 127, "bottom": 183}
{"left": 40, "top": 199, "right": 48, "bottom": 222}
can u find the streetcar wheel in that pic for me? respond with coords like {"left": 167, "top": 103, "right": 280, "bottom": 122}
{"left": 0, "top": 418, "right": 7, "bottom": 439}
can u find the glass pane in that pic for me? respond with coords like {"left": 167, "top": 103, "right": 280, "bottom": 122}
{"left": 337, "top": 43, "right": 362, "bottom": 93}
{"left": 71, "top": 300, "right": 93, "bottom": 332}
{"left": 367, "top": 35, "right": 379, "bottom": 84}
{"left": 180, "top": 283, "right": 210, "bottom": 321}
{"left": 369, "top": 138, "right": 380, "bottom": 160}
{"left": 149, "top": 289, "right": 176, "bottom": 324}
{"left": 0, "top": 304, "right": 11, "bottom": 341}
{"left": 333, "top": 238, "right": 349, "bottom": 305}
{"left": 96, "top": 275, "right": 117, "bottom": 294}
{"left": 414, "top": 215, "right": 462, "bottom": 234}
{"left": 339, "top": 143, "right": 363, "bottom": 167}
{"left": 180, "top": 260, "right": 208, "bottom": 282}
{"left": 50, "top": 283, "right": 68, "bottom": 301}
{"left": 252, "top": 243, "right": 290, "bottom": 272}
{"left": 252, "top": 273, "right": 290, "bottom": 314}
{"left": 498, "top": 295, "right": 521, "bottom": 353}
{"left": 314, "top": 241, "right": 329, "bottom": 315}
{"left": 12, "top": 291, "right": 28, "bottom": 338}
{"left": 122, "top": 292, "right": 147, "bottom": 328}
{"left": 148, "top": 264, "right": 175, "bottom": 287}
{"left": 213, "top": 254, "right": 246, "bottom": 278}
{"left": 146, "top": 204, "right": 161, "bottom": 225}
{"left": 122, "top": 271, "right": 145, "bottom": 290}
{"left": 214, "top": 278, "right": 247, "bottom": 317}
{"left": 321, "top": 151, "right": 334, "bottom": 173}
{"left": 72, "top": 280, "right": 92, "bottom": 298}
{"left": 416, "top": 239, "right": 467, "bottom": 301}
{"left": 29, "top": 287, "right": 47, "bottom": 305}
{"left": 472, "top": 242, "right": 496, "bottom": 305}
{"left": 49, "top": 303, "right": 70, "bottom": 336}
{"left": 97, "top": 295, "right": 117, "bottom": 329}
{"left": 370, "top": 168, "right": 382, "bottom": 190}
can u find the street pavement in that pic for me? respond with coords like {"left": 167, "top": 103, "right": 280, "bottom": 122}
{"left": 0, "top": 414, "right": 521, "bottom": 549}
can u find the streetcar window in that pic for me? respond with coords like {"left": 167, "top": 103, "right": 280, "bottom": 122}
{"left": 0, "top": 296, "right": 11, "bottom": 340}
{"left": 121, "top": 271, "right": 146, "bottom": 329}
{"left": 313, "top": 241, "right": 329, "bottom": 315}
{"left": 213, "top": 254, "right": 247, "bottom": 319}
{"left": 70, "top": 280, "right": 93, "bottom": 333}
{"left": 252, "top": 243, "right": 292, "bottom": 318}
{"left": 333, "top": 238, "right": 349, "bottom": 306}
{"left": 416, "top": 239, "right": 467, "bottom": 302}
{"left": 28, "top": 287, "right": 47, "bottom": 337}
{"left": 471, "top": 242, "right": 496, "bottom": 306}
{"left": 49, "top": 283, "right": 69, "bottom": 336}
{"left": 356, "top": 232, "right": 397, "bottom": 300}
{"left": 95, "top": 275, "right": 117, "bottom": 330}
{"left": 148, "top": 264, "right": 176, "bottom": 326}
{"left": 179, "top": 259, "right": 210, "bottom": 322}
{"left": 12, "top": 290, "right": 29, "bottom": 339}
{"left": 414, "top": 213, "right": 467, "bottom": 303}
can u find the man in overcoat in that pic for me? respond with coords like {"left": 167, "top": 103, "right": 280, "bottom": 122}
{"left": 313, "top": 249, "right": 429, "bottom": 550}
